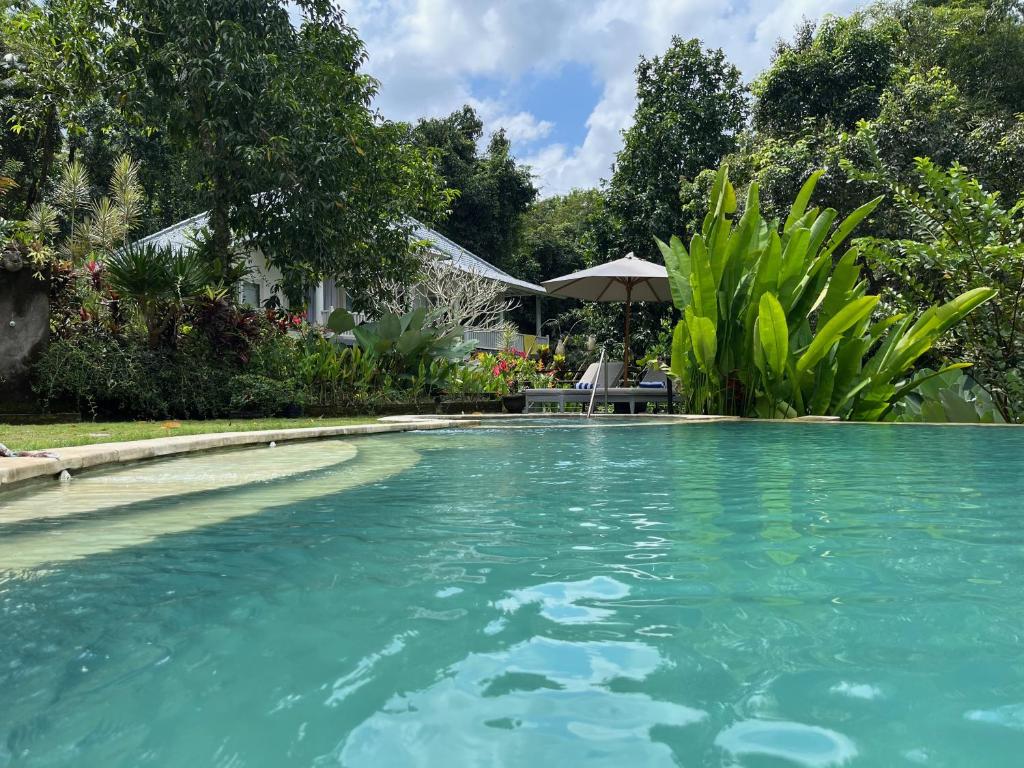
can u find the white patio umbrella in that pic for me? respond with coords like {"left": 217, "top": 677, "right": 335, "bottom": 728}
{"left": 543, "top": 253, "right": 670, "bottom": 384}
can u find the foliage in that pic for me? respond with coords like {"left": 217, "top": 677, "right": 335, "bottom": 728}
{"left": 228, "top": 374, "right": 305, "bottom": 416}
{"left": 1, "top": 0, "right": 114, "bottom": 211}
{"left": 33, "top": 331, "right": 235, "bottom": 419}
{"left": 608, "top": 36, "right": 748, "bottom": 261}
{"left": 752, "top": 12, "right": 902, "bottom": 134}
{"left": 844, "top": 145, "right": 1024, "bottom": 420}
{"left": 411, "top": 106, "right": 537, "bottom": 274}
{"left": 514, "top": 188, "right": 620, "bottom": 283}
{"left": 3, "top": 153, "right": 145, "bottom": 278}
{"left": 737, "top": 0, "right": 1024, "bottom": 229}
{"left": 104, "top": 242, "right": 215, "bottom": 347}
{"left": 657, "top": 165, "right": 995, "bottom": 420}
{"left": 473, "top": 348, "right": 556, "bottom": 395}
{"left": 328, "top": 306, "right": 475, "bottom": 382}
{"left": 114, "top": 0, "right": 452, "bottom": 298}
{"left": 889, "top": 368, "right": 1004, "bottom": 423}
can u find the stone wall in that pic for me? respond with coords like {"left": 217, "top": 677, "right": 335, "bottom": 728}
{"left": 0, "top": 268, "right": 49, "bottom": 407}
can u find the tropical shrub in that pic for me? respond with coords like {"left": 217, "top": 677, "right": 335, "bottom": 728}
{"left": 33, "top": 331, "right": 234, "bottom": 419}
{"left": 656, "top": 166, "right": 995, "bottom": 420}
{"left": 104, "top": 241, "right": 215, "bottom": 347}
{"left": 228, "top": 374, "right": 305, "bottom": 416}
{"left": 327, "top": 307, "right": 476, "bottom": 381}
{"left": 889, "top": 369, "right": 1003, "bottom": 424}
{"left": 842, "top": 139, "right": 1024, "bottom": 421}
{"left": 474, "top": 348, "right": 556, "bottom": 394}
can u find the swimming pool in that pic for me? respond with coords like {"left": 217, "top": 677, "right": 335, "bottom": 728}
{"left": 2, "top": 421, "right": 1023, "bottom": 766}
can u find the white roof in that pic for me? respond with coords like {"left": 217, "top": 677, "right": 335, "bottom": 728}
{"left": 133, "top": 214, "right": 545, "bottom": 296}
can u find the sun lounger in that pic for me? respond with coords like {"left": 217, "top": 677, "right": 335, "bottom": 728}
{"left": 598, "top": 366, "right": 674, "bottom": 413}
{"left": 522, "top": 361, "right": 623, "bottom": 413}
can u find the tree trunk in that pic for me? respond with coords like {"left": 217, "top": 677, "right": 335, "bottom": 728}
{"left": 210, "top": 195, "right": 232, "bottom": 282}
{"left": 25, "top": 105, "right": 58, "bottom": 209}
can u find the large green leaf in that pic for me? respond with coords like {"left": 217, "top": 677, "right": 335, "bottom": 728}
{"left": 757, "top": 292, "right": 788, "bottom": 377}
{"left": 327, "top": 308, "right": 356, "bottom": 333}
{"left": 686, "top": 309, "right": 718, "bottom": 375}
{"left": 689, "top": 234, "right": 717, "bottom": 324}
{"left": 796, "top": 295, "right": 880, "bottom": 375}
{"left": 670, "top": 319, "right": 690, "bottom": 383}
{"left": 818, "top": 248, "right": 861, "bottom": 324}
{"left": 784, "top": 170, "right": 824, "bottom": 233}
{"left": 376, "top": 313, "right": 402, "bottom": 342}
{"left": 403, "top": 306, "right": 427, "bottom": 333}
{"left": 822, "top": 196, "right": 883, "bottom": 258}
{"left": 779, "top": 227, "right": 811, "bottom": 294}
{"left": 656, "top": 235, "right": 692, "bottom": 308}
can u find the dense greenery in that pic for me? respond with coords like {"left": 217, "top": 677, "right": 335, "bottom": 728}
{"left": 4, "top": 0, "right": 1021, "bottom": 423}
{"left": 608, "top": 37, "right": 748, "bottom": 262}
{"left": 658, "top": 167, "right": 995, "bottom": 419}
{"left": 411, "top": 106, "right": 538, "bottom": 275}
{"left": 1, "top": 0, "right": 452, "bottom": 302}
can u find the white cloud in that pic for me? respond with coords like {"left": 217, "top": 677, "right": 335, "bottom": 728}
{"left": 489, "top": 111, "right": 555, "bottom": 143}
{"left": 342, "top": 0, "right": 867, "bottom": 196}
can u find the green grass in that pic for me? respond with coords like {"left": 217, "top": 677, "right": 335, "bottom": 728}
{"left": 0, "top": 417, "right": 381, "bottom": 451}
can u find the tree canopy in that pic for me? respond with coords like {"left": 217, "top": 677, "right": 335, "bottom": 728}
{"left": 411, "top": 106, "right": 538, "bottom": 274}
{"left": 607, "top": 37, "right": 748, "bottom": 260}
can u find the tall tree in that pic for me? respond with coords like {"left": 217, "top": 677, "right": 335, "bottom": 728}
{"left": 115, "top": 1, "right": 451, "bottom": 300}
{"left": 1, "top": 0, "right": 112, "bottom": 213}
{"left": 752, "top": 13, "right": 902, "bottom": 135}
{"left": 607, "top": 37, "right": 748, "bottom": 259}
{"left": 115, "top": 0, "right": 297, "bottom": 278}
{"left": 514, "top": 188, "right": 619, "bottom": 284}
{"left": 412, "top": 106, "right": 537, "bottom": 272}
{"left": 735, "top": 0, "right": 1024, "bottom": 227}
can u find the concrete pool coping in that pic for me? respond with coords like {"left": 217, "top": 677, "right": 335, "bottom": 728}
{"left": 0, "top": 417, "right": 475, "bottom": 492}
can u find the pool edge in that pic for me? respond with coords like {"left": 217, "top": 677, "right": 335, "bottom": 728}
{"left": 0, "top": 417, "right": 476, "bottom": 493}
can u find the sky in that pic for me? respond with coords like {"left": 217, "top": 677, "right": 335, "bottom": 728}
{"left": 336, "top": 0, "right": 865, "bottom": 197}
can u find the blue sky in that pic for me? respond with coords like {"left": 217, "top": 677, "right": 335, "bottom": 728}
{"left": 335, "top": 0, "right": 865, "bottom": 196}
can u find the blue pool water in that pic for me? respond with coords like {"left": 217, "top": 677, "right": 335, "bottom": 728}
{"left": 2, "top": 421, "right": 1024, "bottom": 766}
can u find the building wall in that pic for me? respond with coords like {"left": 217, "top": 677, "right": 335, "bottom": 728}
{"left": 238, "top": 248, "right": 289, "bottom": 310}
{"left": 0, "top": 269, "right": 49, "bottom": 406}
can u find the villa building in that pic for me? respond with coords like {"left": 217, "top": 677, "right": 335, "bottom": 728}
{"left": 134, "top": 215, "right": 548, "bottom": 351}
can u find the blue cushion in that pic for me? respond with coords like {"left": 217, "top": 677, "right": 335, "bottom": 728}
{"left": 574, "top": 382, "right": 593, "bottom": 390}
{"left": 638, "top": 381, "right": 666, "bottom": 389}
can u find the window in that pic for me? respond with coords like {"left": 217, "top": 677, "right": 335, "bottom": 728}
{"left": 240, "top": 281, "right": 261, "bottom": 307}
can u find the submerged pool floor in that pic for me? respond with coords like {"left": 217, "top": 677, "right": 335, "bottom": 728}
{"left": 2, "top": 422, "right": 1024, "bottom": 766}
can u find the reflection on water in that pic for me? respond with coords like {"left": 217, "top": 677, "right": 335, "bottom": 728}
{"left": 336, "top": 637, "right": 705, "bottom": 767}
{"left": 1, "top": 422, "right": 1024, "bottom": 766}
{"left": 715, "top": 719, "right": 857, "bottom": 767}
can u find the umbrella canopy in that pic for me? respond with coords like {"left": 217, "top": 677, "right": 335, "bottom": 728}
{"left": 543, "top": 253, "right": 671, "bottom": 384}
{"left": 543, "top": 253, "right": 670, "bottom": 302}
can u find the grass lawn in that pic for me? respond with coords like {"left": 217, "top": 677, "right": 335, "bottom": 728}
{"left": 0, "top": 417, "right": 381, "bottom": 451}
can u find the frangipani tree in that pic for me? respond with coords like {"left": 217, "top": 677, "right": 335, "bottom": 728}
{"left": 656, "top": 166, "right": 995, "bottom": 420}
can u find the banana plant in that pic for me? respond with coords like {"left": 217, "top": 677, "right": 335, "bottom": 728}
{"left": 656, "top": 166, "right": 996, "bottom": 420}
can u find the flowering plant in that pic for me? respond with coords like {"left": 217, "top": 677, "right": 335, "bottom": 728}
{"left": 475, "top": 348, "right": 555, "bottom": 394}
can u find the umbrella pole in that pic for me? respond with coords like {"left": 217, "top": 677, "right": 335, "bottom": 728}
{"left": 623, "top": 282, "right": 632, "bottom": 386}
